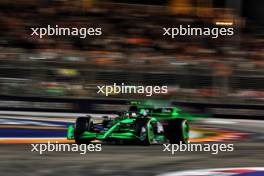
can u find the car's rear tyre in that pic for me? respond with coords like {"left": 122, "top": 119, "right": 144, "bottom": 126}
{"left": 165, "top": 118, "right": 189, "bottom": 144}
{"left": 134, "top": 118, "right": 153, "bottom": 145}
{"left": 74, "top": 116, "right": 93, "bottom": 145}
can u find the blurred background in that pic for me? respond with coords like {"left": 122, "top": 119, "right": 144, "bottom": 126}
{"left": 0, "top": 0, "right": 263, "bottom": 104}
{"left": 0, "top": 1, "right": 264, "bottom": 176}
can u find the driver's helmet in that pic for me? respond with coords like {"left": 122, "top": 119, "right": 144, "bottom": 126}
{"left": 125, "top": 111, "right": 137, "bottom": 118}
{"left": 129, "top": 106, "right": 138, "bottom": 113}
{"left": 131, "top": 112, "right": 137, "bottom": 117}
{"left": 125, "top": 106, "right": 138, "bottom": 118}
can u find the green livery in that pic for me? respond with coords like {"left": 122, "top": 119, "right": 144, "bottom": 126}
{"left": 67, "top": 103, "right": 191, "bottom": 145}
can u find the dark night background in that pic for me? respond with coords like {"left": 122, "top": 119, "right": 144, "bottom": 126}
{"left": 105, "top": 0, "right": 264, "bottom": 23}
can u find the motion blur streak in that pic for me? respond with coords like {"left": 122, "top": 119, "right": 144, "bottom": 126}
{"left": 0, "top": 113, "right": 247, "bottom": 143}
{"left": 0, "top": 0, "right": 263, "bottom": 176}
{"left": 0, "top": 113, "right": 263, "bottom": 175}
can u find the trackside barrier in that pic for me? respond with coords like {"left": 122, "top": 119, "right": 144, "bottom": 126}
{"left": 0, "top": 95, "right": 263, "bottom": 119}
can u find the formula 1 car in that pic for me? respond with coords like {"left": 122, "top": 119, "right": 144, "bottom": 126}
{"left": 67, "top": 105, "right": 190, "bottom": 145}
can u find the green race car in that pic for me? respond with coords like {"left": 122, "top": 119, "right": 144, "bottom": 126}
{"left": 67, "top": 105, "right": 190, "bottom": 145}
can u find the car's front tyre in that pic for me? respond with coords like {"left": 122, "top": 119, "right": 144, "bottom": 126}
{"left": 74, "top": 116, "right": 93, "bottom": 145}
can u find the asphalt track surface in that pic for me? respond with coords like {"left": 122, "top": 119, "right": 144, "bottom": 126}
{"left": 0, "top": 112, "right": 263, "bottom": 176}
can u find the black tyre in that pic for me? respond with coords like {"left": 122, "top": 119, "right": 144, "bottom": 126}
{"left": 134, "top": 118, "right": 153, "bottom": 145}
{"left": 165, "top": 118, "right": 189, "bottom": 144}
{"left": 74, "top": 116, "right": 93, "bottom": 144}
